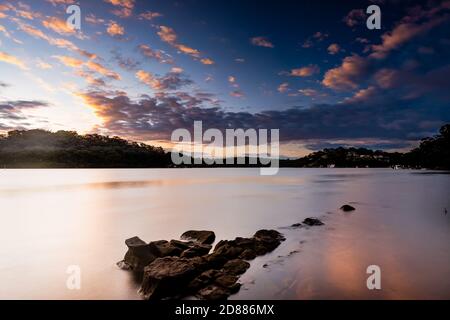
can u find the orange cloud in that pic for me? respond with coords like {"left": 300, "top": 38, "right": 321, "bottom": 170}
{"left": 200, "top": 58, "right": 214, "bottom": 65}
{"left": 327, "top": 43, "right": 341, "bottom": 55}
{"left": 139, "top": 11, "right": 162, "bottom": 20}
{"left": 15, "top": 20, "right": 95, "bottom": 58}
{"left": 86, "top": 60, "right": 121, "bottom": 80}
{"left": 371, "top": 18, "right": 447, "bottom": 59}
{"left": 138, "top": 44, "right": 173, "bottom": 64}
{"left": 158, "top": 25, "right": 177, "bottom": 44}
{"left": 53, "top": 55, "right": 84, "bottom": 68}
{"left": 42, "top": 16, "right": 76, "bottom": 35}
{"left": 104, "top": 0, "right": 135, "bottom": 18}
{"left": 157, "top": 25, "right": 213, "bottom": 65}
{"left": 322, "top": 55, "right": 367, "bottom": 90}
{"left": 289, "top": 65, "right": 319, "bottom": 77}
{"left": 250, "top": 36, "right": 274, "bottom": 48}
{"left": 0, "top": 50, "right": 27, "bottom": 70}
{"left": 107, "top": 21, "right": 125, "bottom": 36}
{"left": 135, "top": 70, "right": 161, "bottom": 90}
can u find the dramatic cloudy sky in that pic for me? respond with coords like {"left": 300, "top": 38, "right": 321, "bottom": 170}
{"left": 0, "top": 0, "right": 449, "bottom": 156}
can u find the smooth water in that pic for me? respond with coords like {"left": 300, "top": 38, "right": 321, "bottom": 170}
{"left": 0, "top": 168, "right": 449, "bottom": 299}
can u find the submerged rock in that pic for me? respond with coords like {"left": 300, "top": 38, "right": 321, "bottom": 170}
{"left": 302, "top": 217, "right": 324, "bottom": 226}
{"left": 181, "top": 230, "right": 216, "bottom": 245}
{"left": 340, "top": 204, "right": 356, "bottom": 212}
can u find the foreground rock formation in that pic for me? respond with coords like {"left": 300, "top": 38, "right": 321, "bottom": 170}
{"left": 117, "top": 229, "right": 285, "bottom": 300}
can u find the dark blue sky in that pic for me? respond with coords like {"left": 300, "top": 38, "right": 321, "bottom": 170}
{"left": 0, "top": 0, "right": 449, "bottom": 155}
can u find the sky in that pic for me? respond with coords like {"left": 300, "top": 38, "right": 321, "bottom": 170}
{"left": 0, "top": 0, "right": 449, "bottom": 157}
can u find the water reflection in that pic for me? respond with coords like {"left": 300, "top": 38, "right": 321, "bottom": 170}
{"left": 0, "top": 168, "right": 449, "bottom": 299}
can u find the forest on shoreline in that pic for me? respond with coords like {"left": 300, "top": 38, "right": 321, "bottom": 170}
{"left": 0, "top": 124, "right": 449, "bottom": 169}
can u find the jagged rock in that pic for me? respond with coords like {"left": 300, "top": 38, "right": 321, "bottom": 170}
{"left": 181, "top": 243, "right": 212, "bottom": 258}
{"left": 181, "top": 230, "right": 216, "bottom": 245}
{"left": 188, "top": 269, "right": 222, "bottom": 292}
{"left": 291, "top": 223, "right": 302, "bottom": 228}
{"left": 139, "top": 257, "right": 198, "bottom": 300}
{"left": 169, "top": 239, "right": 195, "bottom": 251}
{"left": 340, "top": 204, "right": 356, "bottom": 212}
{"left": 215, "top": 274, "right": 240, "bottom": 292}
{"left": 152, "top": 240, "right": 183, "bottom": 257}
{"left": 302, "top": 217, "right": 324, "bottom": 226}
{"left": 213, "top": 241, "right": 244, "bottom": 258}
{"left": 117, "top": 236, "right": 161, "bottom": 272}
{"left": 121, "top": 229, "right": 285, "bottom": 300}
{"left": 254, "top": 229, "right": 285, "bottom": 242}
{"left": 196, "top": 285, "right": 230, "bottom": 300}
{"left": 222, "top": 259, "right": 250, "bottom": 275}
{"left": 239, "top": 249, "right": 257, "bottom": 260}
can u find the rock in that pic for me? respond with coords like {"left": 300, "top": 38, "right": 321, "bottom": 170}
{"left": 188, "top": 269, "right": 222, "bottom": 292}
{"left": 290, "top": 223, "right": 302, "bottom": 228}
{"left": 253, "top": 229, "right": 285, "bottom": 242}
{"left": 215, "top": 274, "right": 239, "bottom": 290}
{"left": 120, "top": 229, "right": 285, "bottom": 300}
{"left": 213, "top": 241, "right": 244, "bottom": 258}
{"left": 340, "top": 204, "right": 356, "bottom": 212}
{"left": 205, "top": 253, "right": 228, "bottom": 269}
{"left": 222, "top": 259, "right": 250, "bottom": 275}
{"left": 302, "top": 217, "right": 324, "bottom": 226}
{"left": 239, "top": 249, "right": 257, "bottom": 260}
{"left": 181, "top": 230, "right": 216, "bottom": 245}
{"left": 169, "top": 239, "right": 194, "bottom": 251}
{"left": 152, "top": 240, "right": 183, "bottom": 257}
{"left": 253, "top": 229, "right": 285, "bottom": 254}
{"left": 139, "top": 257, "right": 198, "bottom": 300}
{"left": 181, "top": 244, "right": 212, "bottom": 258}
{"left": 117, "top": 236, "right": 161, "bottom": 272}
{"left": 196, "top": 285, "right": 230, "bottom": 300}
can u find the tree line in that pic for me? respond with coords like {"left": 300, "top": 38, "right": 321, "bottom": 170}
{"left": 0, "top": 124, "right": 448, "bottom": 169}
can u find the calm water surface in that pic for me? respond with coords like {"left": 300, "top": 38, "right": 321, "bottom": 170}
{"left": 0, "top": 168, "right": 449, "bottom": 299}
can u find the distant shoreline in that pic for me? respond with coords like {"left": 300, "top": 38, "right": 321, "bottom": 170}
{"left": 1, "top": 124, "right": 449, "bottom": 170}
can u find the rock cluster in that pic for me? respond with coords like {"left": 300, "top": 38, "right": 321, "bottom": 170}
{"left": 117, "top": 229, "right": 285, "bottom": 300}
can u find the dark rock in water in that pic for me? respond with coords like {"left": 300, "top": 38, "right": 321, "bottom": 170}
{"left": 215, "top": 274, "right": 239, "bottom": 289}
{"left": 196, "top": 285, "right": 230, "bottom": 300}
{"left": 222, "top": 259, "right": 250, "bottom": 275}
{"left": 254, "top": 229, "right": 285, "bottom": 242}
{"left": 139, "top": 256, "right": 198, "bottom": 299}
{"left": 121, "top": 228, "right": 284, "bottom": 300}
{"left": 303, "top": 217, "right": 324, "bottom": 226}
{"left": 181, "top": 230, "right": 216, "bottom": 245}
{"left": 239, "top": 249, "right": 257, "bottom": 260}
{"left": 152, "top": 240, "right": 183, "bottom": 257}
{"left": 290, "top": 223, "right": 302, "bottom": 228}
{"left": 169, "top": 239, "right": 194, "bottom": 251}
{"left": 213, "top": 241, "right": 244, "bottom": 258}
{"left": 340, "top": 204, "right": 356, "bottom": 212}
{"left": 188, "top": 269, "right": 222, "bottom": 292}
{"left": 181, "top": 243, "right": 212, "bottom": 258}
{"left": 117, "top": 236, "right": 161, "bottom": 271}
